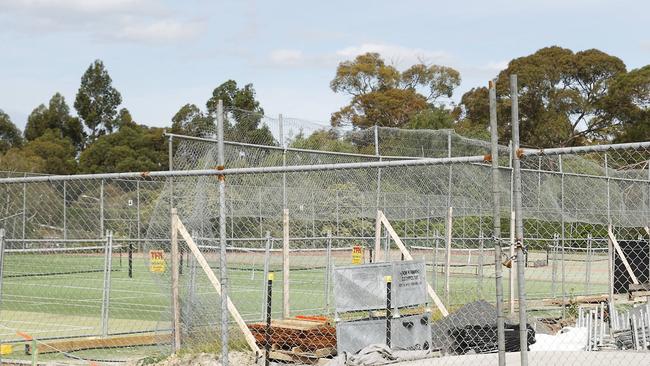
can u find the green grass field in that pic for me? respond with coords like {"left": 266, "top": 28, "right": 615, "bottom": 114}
{"left": 0, "top": 247, "right": 610, "bottom": 361}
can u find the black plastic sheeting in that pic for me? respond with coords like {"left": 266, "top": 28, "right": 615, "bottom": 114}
{"left": 614, "top": 240, "right": 650, "bottom": 294}
{"left": 431, "top": 300, "right": 536, "bottom": 355}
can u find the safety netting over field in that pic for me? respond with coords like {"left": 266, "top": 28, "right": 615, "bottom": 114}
{"left": 1, "top": 106, "right": 650, "bottom": 365}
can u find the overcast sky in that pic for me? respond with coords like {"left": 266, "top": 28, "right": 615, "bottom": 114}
{"left": 1, "top": 0, "right": 648, "bottom": 131}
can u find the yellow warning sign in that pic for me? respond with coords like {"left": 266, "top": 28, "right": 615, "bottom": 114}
{"left": 352, "top": 245, "right": 363, "bottom": 265}
{"left": 149, "top": 250, "right": 166, "bottom": 273}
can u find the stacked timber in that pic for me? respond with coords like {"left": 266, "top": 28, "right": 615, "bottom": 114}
{"left": 248, "top": 316, "right": 336, "bottom": 353}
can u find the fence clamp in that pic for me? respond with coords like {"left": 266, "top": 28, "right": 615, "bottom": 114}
{"left": 216, "top": 165, "right": 225, "bottom": 181}
{"left": 515, "top": 238, "right": 528, "bottom": 255}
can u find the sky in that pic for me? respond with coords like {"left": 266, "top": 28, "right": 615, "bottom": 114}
{"left": 1, "top": 0, "right": 649, "bottom": 132}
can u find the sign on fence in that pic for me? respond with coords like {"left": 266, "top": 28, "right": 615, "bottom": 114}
{"left": 351, "top": 245, "right": 363, "bottom": 264}
{"left": 149, "top": 250, "right": 166, "bottom": 273}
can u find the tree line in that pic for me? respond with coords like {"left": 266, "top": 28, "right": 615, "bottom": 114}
{"left": 0, "top": 46, "right": 648, "bottom": 175}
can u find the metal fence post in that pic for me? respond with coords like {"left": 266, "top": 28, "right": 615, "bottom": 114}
{"left": 511, "top": 74, "right": 528, "bottom": 365}
{"left": 100, "top": 230, "right": 113, "bottom": 337}
{"left": 489, "top": 79, "right": 506, "bottom": 365}
{"left": 444, "top": 207, "right": 453, "bottom": 306}
{"left": 171, "top": 209, "right": 181, "bottom": 352}
{"left": 136, "top": 180, "right": 141, "bottom": 241}
{"left": 375, "top": 125, "right": 382, "bottom": 213}
{"left": 100, "top": 179, "right": 105, "bottom": 236}
{"left": 433, "top": 229, "right": 439, "bottom": 290}
{"left": 0, "top": 228, "right": 5, "bottom": 310}
{"left": 22, "top": 173, "right": 26, "bottom": 245}
{"left": 63, "top": 181, "right": 67, "bottom": 240}
{"left": 325, "top": 230, "right": 332, "bottom": 314}
{"left": 558, "top": 155, "right": 566, "bottom": 318}
{"left": 586, "top": 234, "right": 592, "bottom": 294}
{"left": 262, "top": 232, "right": 271, "bottom": 320}
{"left": 217, "top": 100, "right": 229, "bottom": 365}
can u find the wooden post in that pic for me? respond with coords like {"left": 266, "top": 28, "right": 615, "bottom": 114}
{"left": 283, "top": 208, "right": 290, "bottom": 319}
{"left": 445, "top": 207, "right": 453, "bottom": 307}
{"left": 171, "top": 208, "right": 181, "bottom": 353}
{"left": 377, "top": 210, "right": 449, "bottom": 316}
{"left": 176, "top": 217, "right": 261, "bottom": 355}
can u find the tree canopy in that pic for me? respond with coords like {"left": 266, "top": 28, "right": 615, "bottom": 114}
{"left": 456, "top": 46, "right": 628, "bottom": 147}
{"left": 330, "top": 52, "right": 460, "bottom": 128}
{"left": 0, "top": 48, "right": 649, "bottom": 176}
{"left": 0, "top": 109, "right": 23, "bottom": 154}
{"left": 25, "top": 93, "right": 85, "bottom": 151}
{"left": 74, "top": 60, "right": 123, "bottom": 140}
{"left": 79, "top": 123, "right": 167, "bottom": 173}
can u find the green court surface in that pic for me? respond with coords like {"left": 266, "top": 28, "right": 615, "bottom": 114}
{"left": 0, "top": 248, "right": 610, "bottom": 361}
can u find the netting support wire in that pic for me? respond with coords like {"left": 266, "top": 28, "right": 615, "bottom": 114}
{"left": 100, "top": 230, "right": 113, "bottom": 338}
{"left": 0, "top": 155, "right": 491, "bottom": 185}
{"left": 217, "top": 99, "right": 229, "bottom": 365}
{"left": 325, "top": 231, "right": 333, "bottom": 315}
{"left": 489, "top": 78, "right": 506, "bottom": 366}
{"left": 262, "top": 232, "right": 271, "bottom": 321}
{"left": 521, "top": 140, "right": 650, "bottom": 157}
{"left": 511, "top": 74, "right": 528, "bottom": 366}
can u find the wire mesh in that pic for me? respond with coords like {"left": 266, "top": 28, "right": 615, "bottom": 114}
{"left": 1, "top": 110, "right": 650, "bottom": 365}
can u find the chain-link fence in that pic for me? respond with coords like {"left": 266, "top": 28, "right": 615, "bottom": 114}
{"left": 2, "top": 101, "right": 650, "bottom": 365}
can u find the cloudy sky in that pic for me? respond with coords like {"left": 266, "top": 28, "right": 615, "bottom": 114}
{"left": 1, "top": 0, "right": 648, "bottom": 130}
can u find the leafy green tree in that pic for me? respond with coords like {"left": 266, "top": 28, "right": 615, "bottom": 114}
{"left": 114, "top": 108, "right": 136, "bottom": 130}
{"left": 406, "top": 106, "right": 454, "bottom": 130}
{"left": 25, "top": 93, "right": 85, "bottom": 150}
{"left": 170, "top": 104, "right": 214, "bottom": 137}
{"left": 0, "top": 148, "right": 44, "bottom": 173}
{"left": 22, "top": 129, "right": 77, "bottom": 174}
{"left": 606, "top": 65, "right": 650, "bottom": 142}
{"left": 456, "top": 46, "right": 627, "bottom": 147}
{"left": 290, "top": 129, "right": 360, "bottom": 153}
{"left": 330, "top": 52, "right": 460, "bottom": 128}
{"left": 74, "top": 60, "right": 123, "bottom": 139}
{"left": 0, "top": 109, "right": 23, "bottom": 154}
{"left": 206, "top": 80, "right": 275, "bottom": 145}
{"left": 79, "top": 124, "right": 167, "bottom": 173}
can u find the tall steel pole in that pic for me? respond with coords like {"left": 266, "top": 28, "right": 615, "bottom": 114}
{"left": 489, "top": 79, "right": 506, "bottom": 365}
{"left": 511, "top": 74, "right": 528, "bottom": 365}
{"left": 217, "top": 100, "right": 229, "bottom": 365}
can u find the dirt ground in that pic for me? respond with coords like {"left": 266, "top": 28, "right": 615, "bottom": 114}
{"left": 124, "top": 352, "right": 258, "bottom": 366}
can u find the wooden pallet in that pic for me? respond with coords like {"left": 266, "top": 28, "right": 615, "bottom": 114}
{"left": 26, "top": 333, "right": 171, "bottom": 355}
